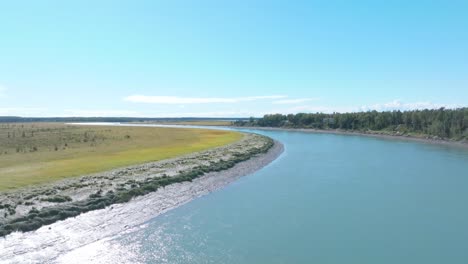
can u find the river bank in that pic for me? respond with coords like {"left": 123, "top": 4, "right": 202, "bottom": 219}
{"left": 0, "top": 132, "right": 280, "bottom": 237}
{"left": 233, "top": 126, "right": 468, "bottom": 149}
{"left": 0, "top": 134, "right": 283, "bottom": 263}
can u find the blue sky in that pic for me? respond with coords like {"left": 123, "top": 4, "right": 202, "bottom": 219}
{"left": 0, "top": 0, "right": 467, "bottom": 117}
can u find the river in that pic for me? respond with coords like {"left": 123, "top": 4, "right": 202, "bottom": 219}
{"left": 3, "top": 127, "right": 468, "bottom": 263}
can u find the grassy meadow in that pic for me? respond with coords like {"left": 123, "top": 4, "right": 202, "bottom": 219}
{"left": 137, "top": 120, "right": 233, "bottom": 126}
{"left": 0, "top": 123, "right": 242, "bottom": 190}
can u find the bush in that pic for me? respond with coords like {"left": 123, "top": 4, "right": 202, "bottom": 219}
{"left": 40, "top": 195, "right": 72, "bottom": 203}
{"left": 89, "top": 190, "right": 102, "bottom": 199}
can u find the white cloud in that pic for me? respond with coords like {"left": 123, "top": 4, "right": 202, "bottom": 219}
{"left": 1, "top": 95, "right": 462, "bottom": 118}
{"left": 268, "top": 105, "right": 355, "bottom": 115}
{"left": 261, "top": 99, "right": 462, "bottom": 116}
{"left": 272, "top": 98, "right": 319, "bottom": 104}
{"left": 124, "top": 95, "right": 286, "bottom": 104}
{"left": 359, "top": 100, "right": 462, "bottom": 112}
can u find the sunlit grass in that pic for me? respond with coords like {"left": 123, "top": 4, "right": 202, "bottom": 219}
{"left": 140, "top": 120, "right": 233, "bottom": 126}
{"left": 0, "top": 123, "right": 242, "bottom": 190}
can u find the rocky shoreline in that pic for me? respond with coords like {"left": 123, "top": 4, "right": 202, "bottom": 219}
{"left": 0, "top": 133, "right": 281, "bottom": 237}
{"left": 0, "top": 133, "right": 283, "bottom": 263}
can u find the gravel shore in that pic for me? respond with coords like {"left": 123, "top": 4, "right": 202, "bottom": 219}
{"left": 0, "top": 137, "right": 283, "bottom": 263}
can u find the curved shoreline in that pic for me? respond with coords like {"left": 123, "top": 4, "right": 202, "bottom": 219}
{"left": 0, "top": 139, "right": 284, "bottom": 263}
{"left": 235, "top": 126, "right": 468, "bottom": 149}
{"left": 0, "top": 132, "right": 268, "bottom": 236}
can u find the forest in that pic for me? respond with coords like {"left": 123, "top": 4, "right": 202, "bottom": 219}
{"left": 233, "top": 108, "right": 468, "bottom": 140}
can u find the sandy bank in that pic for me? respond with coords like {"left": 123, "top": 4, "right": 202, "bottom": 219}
{"left": 0, "top": 139, "right": 283, "bottom": 263}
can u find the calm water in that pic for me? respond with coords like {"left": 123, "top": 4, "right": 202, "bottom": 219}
{"left": 99, "top": 129, "right": 468, "bottom": 263}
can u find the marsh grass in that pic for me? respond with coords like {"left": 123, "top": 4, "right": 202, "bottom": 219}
{"left": 0, "top": 137, "right": 274, "bottom": 237}
{"left": 0, "top": 123, "right": 242, "bottom": 190}
{"left": 147, "top": 120, "right": 232, "bottom": 126}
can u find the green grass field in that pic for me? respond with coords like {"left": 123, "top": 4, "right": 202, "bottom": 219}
{"left": 137, "top": 120, "right": 233, "bottom": 126}
{"left": 0, "top": 123, "right": 242, "bottom": 190}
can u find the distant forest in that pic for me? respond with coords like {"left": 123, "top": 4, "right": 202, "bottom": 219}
{"left": 233, "top": 108, "right": 468, "bottom": 140}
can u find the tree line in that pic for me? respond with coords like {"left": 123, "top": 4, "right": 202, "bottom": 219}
{"left": 233, "top": 108, "right": 468, "bottom": 140}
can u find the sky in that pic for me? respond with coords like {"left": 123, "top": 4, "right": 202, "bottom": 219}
{"left": 0, "top": 0, "right": 467, "bottom": 117}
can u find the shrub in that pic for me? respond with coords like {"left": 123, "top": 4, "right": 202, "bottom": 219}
{"left": 40, "top": 195, "right": 72, "bottom": 203}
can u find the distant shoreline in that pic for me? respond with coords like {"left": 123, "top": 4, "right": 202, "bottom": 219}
{"left": 233, "top": 126, "right": 468, "bottom": 149}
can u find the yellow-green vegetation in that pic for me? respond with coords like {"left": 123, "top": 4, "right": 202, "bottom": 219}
{"left": 139, "top": 120, "right": 232, "bottom": 126}
{"left": 0, "top": 134, "right": 274, "bottom": 237}
{"left": 0, "top": 123, "right": 242, "bottom": 190}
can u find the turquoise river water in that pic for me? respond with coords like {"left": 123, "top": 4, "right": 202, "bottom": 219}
{"left": 1, "top": 125, "right": 450, "bottom": 264}
{"left": 85, "top": 128, "right": 468, "bottom": 264}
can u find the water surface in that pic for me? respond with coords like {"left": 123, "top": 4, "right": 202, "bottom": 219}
{"left": 63, "top": 129, "right": 468, "bottom": 263}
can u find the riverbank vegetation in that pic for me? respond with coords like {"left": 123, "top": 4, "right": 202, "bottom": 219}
{"left": 0, "top": 123, "right": 242, "bottom": 190}
{"left": 0, "top": 135, "right": 273, "bottom": 237}
{"left": 136, "top": 120, "right": 232, "bottom": 126}
{"left": 233, "top": 108, "right": 468, "bottom": 140}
